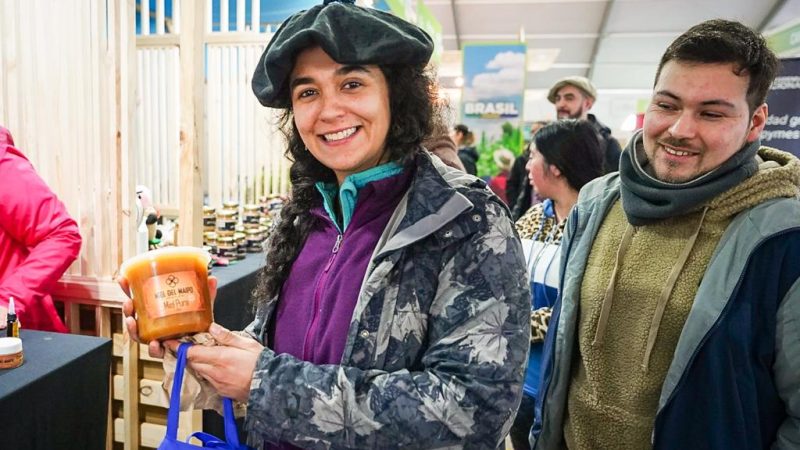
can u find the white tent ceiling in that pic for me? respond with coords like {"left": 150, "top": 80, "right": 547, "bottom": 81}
{"left": 424, "top": 0, "right": 800, "bottom": 90}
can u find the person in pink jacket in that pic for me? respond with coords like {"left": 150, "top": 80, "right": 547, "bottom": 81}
{"left": 0, "top": 126, "right": 82, "bottom": 332}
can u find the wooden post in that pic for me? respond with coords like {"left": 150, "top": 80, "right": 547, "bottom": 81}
{"left": 122, "top": 321, "right": 140, "bottom": 450}
{"left": 117, "top": 0, "right": 139, "bottom": 448}
{"left": 178, "top": 0, "right": 205, "bottom": 247}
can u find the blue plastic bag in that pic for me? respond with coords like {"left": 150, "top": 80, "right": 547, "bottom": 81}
{"left": 158, "top": 342, "right": 254, "bottom": 450}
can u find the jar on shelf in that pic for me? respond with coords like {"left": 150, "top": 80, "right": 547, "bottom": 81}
{"left": 202, "top": 206, "right": 216, "bottom": 232}
{"left": 217, "top": 236, "right": 237, "bottom": 259}
{"left": 243, "top": 204, "right": 261, "bottom": 228}
{"left": 203, "top": 231, "right": 218, "bottom": 254}
{"left": 215, "top": 209, "right": 237, "bottom": 237}
{"left": 233, "top": 232, "right": 247, "bottom": 260}
{"left": 246, "top": 228, "right": 265, "bottom": 252}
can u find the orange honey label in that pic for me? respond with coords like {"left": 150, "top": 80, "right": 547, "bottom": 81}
{"left": 141, "top": 271, "right": 205, "bottom": 319}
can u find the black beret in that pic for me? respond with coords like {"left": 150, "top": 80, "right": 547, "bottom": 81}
{"left": 251, "top": 0, "right": 433, "bottom": 108}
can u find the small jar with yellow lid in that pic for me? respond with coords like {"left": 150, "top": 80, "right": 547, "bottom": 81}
{"left": 234, "top": 232, "right": 247, "bottom": 260}
{"left": 203, "top": 231, "right": 218, "bottom": 254}
{"left": 243, "top": 204, "right": 261, "bottom": 227}
{"left": 217, "top": 236, "right": 237, "bottom": 258}
{"left": 246, "top": 228, "right": 265, "bottom": 252}
{"left": 202, "top": 206, "right": 216, "bottom": 232}
{"left": 222, "top": 201, "right": 240, "bottom": 214}
{"left": 216, "top": 209, "right": 237, "bottom": 236}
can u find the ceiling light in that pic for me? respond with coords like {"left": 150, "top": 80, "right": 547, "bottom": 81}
{"left": 527, "top": 48, "right": 560, "bottom": 72}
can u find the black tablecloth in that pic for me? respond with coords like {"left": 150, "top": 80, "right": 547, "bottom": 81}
{"left": 0, "top": 329, "right": 112, "bottom": 450}
{"left": 210, "top": 252, "right": 265, "bottom": 330}
{"left": 204, "top": 253, "right": 265, "bottom": 440}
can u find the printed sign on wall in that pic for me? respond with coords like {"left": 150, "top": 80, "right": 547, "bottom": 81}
{"left": 460, "top": 43, "right": 527, "bottom": 177}
{"left": 764, "top": 58, "right": 800, "bottom": 157}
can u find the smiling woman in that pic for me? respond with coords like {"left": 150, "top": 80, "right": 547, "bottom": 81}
{"left": 289, "top": 47, "right": 392, "bottom": 184}
{"left": 119, "top": 0, "right": 530, "bottom": 449}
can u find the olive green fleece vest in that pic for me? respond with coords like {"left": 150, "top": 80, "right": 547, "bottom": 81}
{"left": 562, "top": 201, "right": 729, "bottom": 450}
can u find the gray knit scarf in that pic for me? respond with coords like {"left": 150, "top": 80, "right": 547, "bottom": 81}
{"left": 620, "top": 130, "right": 760, "bottom": 225}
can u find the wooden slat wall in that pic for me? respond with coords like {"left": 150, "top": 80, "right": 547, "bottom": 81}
{"left": 135, "top": 46, "right": 180, "bottom": 209}
{"left": 0, "top": 0, "right": 136, "bottom": 279}
{"left": 205, "top": 41, "right": 289, "bottom": 207}
{"left": 131, "top": 0, "right": 289, "bottom": 214}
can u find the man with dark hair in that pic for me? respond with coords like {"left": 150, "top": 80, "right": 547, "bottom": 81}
{"left": 548, "top": 76, "right": 622, "bottom": 173}
{"left": 532, "top": 19, "right": 799, "bottom": 450}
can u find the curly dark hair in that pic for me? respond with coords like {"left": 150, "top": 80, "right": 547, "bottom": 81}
{"left": 654, "top": 19, "right": 779, "bottom": 114}
{"left": 252, "top": 62, "right": 443, "bottom": 306}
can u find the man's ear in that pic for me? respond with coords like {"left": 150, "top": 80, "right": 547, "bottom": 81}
{"left": 585, "top": 96, "right": 595, "bottom": 111}
{"left": 747, "top": 103, "right": 768, "bottom": 143}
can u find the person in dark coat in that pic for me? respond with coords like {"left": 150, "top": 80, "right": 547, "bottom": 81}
{"left": 452, "top": 123, "right": 479, "bottom": 175}
{"left": 509, "top": 121, "right": 548, "bottom": 220}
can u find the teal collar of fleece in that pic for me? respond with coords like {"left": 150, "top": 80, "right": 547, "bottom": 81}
{"left": 315, "top": 162, "right": 404, "bottom": 234}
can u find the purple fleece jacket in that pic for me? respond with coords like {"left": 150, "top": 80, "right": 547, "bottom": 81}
{"left": 268, "top": 168, "right": 412, "bottom": 367}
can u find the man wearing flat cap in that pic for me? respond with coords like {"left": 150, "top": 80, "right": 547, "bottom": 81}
{"left": 548, "top": 76, "right": 622, "bottom": 173}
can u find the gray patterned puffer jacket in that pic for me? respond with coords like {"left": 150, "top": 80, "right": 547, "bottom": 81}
{"left": 244, "top": 151, "right": 531, "bottom": 449}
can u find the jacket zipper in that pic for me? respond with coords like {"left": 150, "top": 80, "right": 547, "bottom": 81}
{"left": 533, "top": 207, "right": 579, "bottom": 449}
{"left": 651, "top": 227, "right": 800, "bottom": 447}
{"left": 302, "top": 233, "right": 343, "bottom": 361}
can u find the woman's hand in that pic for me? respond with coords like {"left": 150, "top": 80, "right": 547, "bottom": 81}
{"left": 164, "top": 323, "right": 264, "bottom": 403}
{"left": 117, "top": 275, "right": 218, "bottom": 358}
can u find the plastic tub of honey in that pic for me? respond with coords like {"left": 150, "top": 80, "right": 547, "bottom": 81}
{"left": 120, "top": 247, "right": 212, "bottom": 342}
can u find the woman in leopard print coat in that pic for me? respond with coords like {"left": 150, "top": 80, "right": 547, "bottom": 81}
{"left": 509, "top": 120, "right": 605, "bottom": 449}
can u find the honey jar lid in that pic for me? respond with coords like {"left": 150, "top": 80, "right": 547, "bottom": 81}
{"left": 216, "top": 209, "right": 238, "bottom": 218}
{"left": 120, "top": 246, "right": 212, "bottom": 278}
{"left": 243, "top": 204, "right": 261, "bottom": 212}
{"left": 0, "top": 337, "right": 22, "bottom": 356}
{"left": 202, "top": 206, "right": 216, "bottom": 214}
